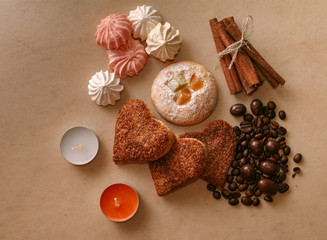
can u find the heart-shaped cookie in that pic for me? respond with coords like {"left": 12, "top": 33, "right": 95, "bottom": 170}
{"left": 180, "top": 120, "right": 236, "bottom": 190}
{"left": 113, "top": 99, "right": 175, "bottom": 164}
{"left": 149, "top": 138, "right": 207, "bottom": 196}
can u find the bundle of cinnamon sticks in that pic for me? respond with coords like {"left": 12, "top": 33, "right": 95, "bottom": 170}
{"left": 209, "top": 16, "right": 285, "bottom": 95}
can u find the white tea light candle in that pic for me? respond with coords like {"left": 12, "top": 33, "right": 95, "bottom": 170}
{"left": 60, "top": 126, "right": 99, "bottom": 165}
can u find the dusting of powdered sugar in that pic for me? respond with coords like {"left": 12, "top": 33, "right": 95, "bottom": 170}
{"left": 151, "top": 61, "right": 218, "bottom": 125}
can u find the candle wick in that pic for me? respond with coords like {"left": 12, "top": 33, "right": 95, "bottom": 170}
{"left": 114, "top": 197, "right": 120, "bottom": 207}
{"left": 72, "top": 144, "right": 84, "bottom": 150}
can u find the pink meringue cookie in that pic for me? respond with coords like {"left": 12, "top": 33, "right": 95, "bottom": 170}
{"left": 108, "top": 39, "right": 147, "bottom": 78}
{"left": 95, "top": 13, "right": 133, "bottom": 50}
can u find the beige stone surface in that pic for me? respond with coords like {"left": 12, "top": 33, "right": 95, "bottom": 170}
{"left": 1, "top": 0, "right": 327, "bottom": 239}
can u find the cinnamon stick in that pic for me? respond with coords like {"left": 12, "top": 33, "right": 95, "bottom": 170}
{"left": 209, "top": 19, "right": 242, "bottom": 93}
{"left": 253, "top": 63, "right": 265, "bottom": 85}
{"left": 238, "top": 71, "right": 257, "bottom": 95}
{"left": 225, "top": 19, "right": 286, "bottom": 85}
{"left": 215, "top": 21, "right": 260, "bottom": 87}
{"left": 255, "top": 63, "right": 279, "bottom": 88}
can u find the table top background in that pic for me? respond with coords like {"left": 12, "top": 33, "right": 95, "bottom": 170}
{"left": 1, "top": 0, "right": 327, "bottom": 239}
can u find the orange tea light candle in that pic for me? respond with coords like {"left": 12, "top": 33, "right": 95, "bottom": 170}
{"left": 100, "top": 183, "right": 139, "bottom": 222}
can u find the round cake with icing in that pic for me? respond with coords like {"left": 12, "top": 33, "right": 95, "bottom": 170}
{"left": 146, "top": 22, "right": 182, "bottom": 62}
{"left": 151, "top": 61, "right": 218, "bottom": 126}
{"left": 95, "top": 13, "right": 133, "bottom": 50}
{"left": 107, "top": 38, "right": 147, "bottom": 78}
{"left": 128, "top": 5, "right": 162, "bottom": 41}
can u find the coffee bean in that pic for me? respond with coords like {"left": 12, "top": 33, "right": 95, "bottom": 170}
{"left": 278, "top": 183, "right": 289, "bottom": 193}
{"left": 254, "top": 189, "right": 262, "bottom": 197}
{"left": 207, "top": 184, "right": 216, "bottom": 192}
{"left": 264, "top": 195, "right": 273, "bottom": 202}
{"left": 228, "top": 198, "right": 239, "bottom": 206}
{"left": 250, "top": 139, "right": 264, "bottom": 154}
{"left": 232, "top": 168, "right": 240, "bottom": 176}
{"left": 245, "top": 189, "right": 254, "bottom": 197}
{"left": 254, "top": 133, "right": 264, "bottom": 140}
{"left": 239, "top": 133, "right": 246, "bottom": 141}
{"left": 240, "top": 120, "right": 251, "bottom": 126}
{"left": 228, "top": 182, "right": 238, "bottom": 191}
{"left": 243, "top": 149, "right": 249, "bottom": 157}
{"left": 263, "top": 129, "right": 271, "bottom": 137}
{"left": 250, "top": 152, "right": 259, "bottom": 159}
{"left": 268, "top": 110, "right": 276, "bottom": 119}
{"left": 293, "top": 167, "right": 301, "bottom": 174}
{"left": 243, "top": 114, "right": 254, "bottom": 121}
{"left": 266, "top": 140, "right": 279, "bottom": 153}
{"left": 241, "top": 127, "right": 252, "bottom": 133}
{"left": 235, "top": 153, "right": 243, "bottom": 160}
{"left": 278, "top": 126, "right": 287, "bottom": 136}
{"left": 230, "top": 104, "right": 247, "bottom": 116}
{"left": 231, "top": 160, "right": 239, "bottom": 168}
{"left": 270, "top": 121, "right": 279, "bottom": 129}
{"left": 253, "top": 198, "right": 260, "bottom": 206}
{"left": 260, "top": 161, "right": 278, "bottom": 176}
{"left": 283, "top": 146, "right": 291, "bottom": 155}
{"left": 250, "top": 99, "right": 264, "bottom": 116}
{"left": 262, "top": 117, "right": 271, "bottom": 125}
{"left": 276, "top": 136, "right": 285, "bottom": 143}
{"left": 267, "top": 101, "right": 276, "bottom": 110}
{"left": 255, "top": 117, "right": 262, "bottom": 128}
{"left": 239, "top": 157, "right": 248, "bottom": 166}
{"left": 234, "top": 126, "right": 242, "bottom": 136}
{"left": 257, "top": 179, "right": 278, "bottom": 195}
{"left": 236, "top": 176, "right": 244, "bottom": 184}
{"left": 281, "top": 164, "right": 289, "bottom": 173}
{"left": 222, "top": 189, "right": 231, "bottom": 199}
{"left": 272, "top": 153, "right": 280, "bottom": 161}
{"left": 241, "top": 196, "right": 253, "bottom": 206}
{"left": 277, "top": 172, "right": 286, "bottom": 183}
{"left": 226, "top": 174, "right": 234, "bottom": 183}
{"left": 241, "top": 164, "right": 256, "bottom": 181}
{"left": 249, "top": 159, "right": 256, "bottom": 167}
{"left": 241, "top": 140, "right": 249, "bottom": 147}
{"left": 238, "top": 183, "right": 248, "bottom": 192}
{"left": 230, "top": 191, "right": 241, "bottom": 198}
{"left": 293, "top": 153, "right": 302, "bottom": 163}
{"left": 279, "top": 110, "right": 286, "bottom": 120}
{"left": 213, "top": 191, "right": 221, "bottom": 199}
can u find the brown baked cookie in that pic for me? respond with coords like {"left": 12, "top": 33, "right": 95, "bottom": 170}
{"left": 149, "top": 138, "right": 207, "bottom": 196}
{"left": 151, "top": 61, "right": 218, "bottom": 126}
{"left": 113, "top": 99, "right": 175, "bottom": 164}
{"left": 180, "top": 120, "right": 236, "bottom": 190}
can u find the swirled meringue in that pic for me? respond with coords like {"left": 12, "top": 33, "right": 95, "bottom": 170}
{"left": 88, "top": 70, "right": 124, "bottom": 106}
{"left": 108, "top": 38, "right": 147, "bottom": 78}
{"left": 128, "top": 5, "right": 162, "bottom": 41}
{"left": 145, "top": 22, "right": 182, "bottom": 62}
{"left": 95, "top": 13, "right": 133, "bottom": 50}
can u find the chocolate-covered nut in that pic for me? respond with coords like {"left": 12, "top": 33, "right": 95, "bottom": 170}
{"left": 260, "top": 161, "right": 278, "bottom": 176}
{"left": 257, "top": 179, "right": 278, "bottom": 195}
{"left": 250, "top": 99, "right": 264, "bottom": 116}
{"left": 266, "top": 140, "right": 279, "bottom": 153}
{"left": 250, "top": 139, "right": 264, "bottom": 154}
{"left": 230, "top": 104, "right": 247, "bottom": 116}
{"left": 241, "top": 164, "right": 256, "bottom": 181}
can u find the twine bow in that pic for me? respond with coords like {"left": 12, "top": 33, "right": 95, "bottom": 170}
{"left": 217, "top": 16, "right": 254, "bottom": 69}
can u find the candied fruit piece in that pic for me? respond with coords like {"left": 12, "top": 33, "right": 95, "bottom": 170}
{"left": 174, "top": 88, "right": 191, "bottom": 105}
{"left": 189, "top": 74, "right": 204, "bottom": 91}
{"left": 167, "top": 74, "right": 187, "bottom": 92}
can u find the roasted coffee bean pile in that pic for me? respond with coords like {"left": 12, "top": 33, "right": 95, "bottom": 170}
{"left": 208, "top": 99, "right": 303, "bottom": 206}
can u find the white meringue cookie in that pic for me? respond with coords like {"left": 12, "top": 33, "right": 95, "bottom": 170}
{"left": 128, "top": 5, "right": 162, "bottom": 41}
{"left": 88, "top": 70, "right": 124, "bottom": 106}
{"left": 146, "top": 22, "right": 182, "bottom": 62}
